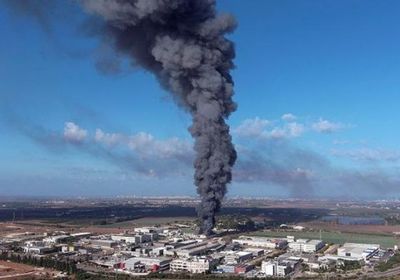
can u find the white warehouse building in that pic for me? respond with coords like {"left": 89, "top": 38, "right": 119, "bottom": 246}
{"left": 170, "top": 257, "right": 214, "bottom": 273}
{"left": 288, "top": 239, "right": 324, "bottom": 253}
{"left": 337, "top": 243, "right": 380, "bottom": 261}
{"left": 232, "top": 236, "right": 287, "bottom": 249}
{"left": 261, "top": 260, "right": 295, "bottom": 277}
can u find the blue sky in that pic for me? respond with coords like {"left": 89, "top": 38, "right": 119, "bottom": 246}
{"left": 1, "top": 0, "right": 400, "bottom": 198}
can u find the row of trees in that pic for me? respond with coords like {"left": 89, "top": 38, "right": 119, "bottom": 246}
{"left": 0, "top": 252, "right": 77, "bottom": 275}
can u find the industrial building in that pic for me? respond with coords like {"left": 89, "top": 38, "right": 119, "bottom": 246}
{"left": 261, "top": 260, "right": 296, "bottom": 277}
{"left": 216, "top": 264, "right": 235, "bottom": 274}
{"left": 337, "top": 243, "right": 380, "bottom": 261}
{"left": 70, "top": 232, "right": 91, "bottom": 238}
{"left": 111, "top": 235, "right": 138, "bottom": 244}
{"left": 224, "top": 251, "right": 253, "bottom": 264}
{"left": 232, "top": 236, "right": 287, "bottom": 249}
{"left": 90, "top": 239, "right": 119, "bottom": 248}
{"left": 134, "top": 227, "right": 161, "bottom": 234}
{"left": 172, "top": 241, "right": 223, "bottom": 258}
{"left": 111, "top": 233, "right": 155, "bottom": 245}
{"left": 170, "top": 257, "right": 215, "bottom": 273}
{"left": 23, "top": 244, "right": 55, "bottom": 254}
{"left": 234, "top": 264, "right": 254, "bottom": 274}
{"left": 166, "top": 240, "right": 198, "bottom": 250}
{"left": 244, "top": 247, "right": 265, "bottom": 257}
{"left": 43, "top": 235, "right": 71, "bottom": 244}
{"left": 124, "top": 256, "right": 171, "bottom": 272}
{"left": 288, "top": 238, "right": 324, "bottom": 253}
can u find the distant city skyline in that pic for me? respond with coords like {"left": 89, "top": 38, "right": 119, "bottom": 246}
{"left": 1, "top": 0, "right": 400, "bottom": 198}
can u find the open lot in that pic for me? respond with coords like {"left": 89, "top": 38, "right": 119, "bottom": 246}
{"left": 0, "top": 260, "right": 56, "bottom": 279}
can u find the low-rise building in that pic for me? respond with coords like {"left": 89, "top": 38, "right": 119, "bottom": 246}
{"left": 150, "top": 247, "right": 166, "bottom": 256}
{"left": 135, "top": 233, "right": 154, "bottom": 244}
{"left": 234, "top": 264, "right": 254, "bottom": 274}
{"left": 124, "top": 257, "right": 171, "bottom": 272}
{"left": 232, "top": 236, "right": 287, "bottom": 249}
{"left": 261, "top": 260, "right": 295, "bottom": 277}
{"left": 224, "top": 251, "right": 253, "bottom": 264}
{"left": 111, "top": 235, "right": 138, "bottom": 244}
{"left": 245, "top": 247, "right": 265, "bottom": 257}
{"left": 61, "top": 245, "right": 75, "bottom": 253}
{"left": 170, "top": 257, "right": 213, "bottom": 273}
{"left": 23, "top": 241, "right": 55, "bottom": 255}
{"left": 23, "top": 245, "right": 55, "bottom": 254}
{"left": 90, "top": 239, "right": 119, "bottom": 248}
{"left": 288, "top": 239, "right": 324, "bottom": 253}
{"left": 70, "top": 232, "right": 91, "bottom": 239}
{"left": 337, "top": 243, "right": 380, "bottom": 261}
{"left": 174, "top": 241, "right": 222, "bottom": 258}
{"left": 43, "top": 235, "right": 70, "bottom": 244}
{"left": 216, "top": 264, "right": 235, "bottom": 273}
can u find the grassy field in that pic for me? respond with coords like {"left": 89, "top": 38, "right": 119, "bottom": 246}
{"left": 253, "top": 230, "right": 400, "bottom": 248}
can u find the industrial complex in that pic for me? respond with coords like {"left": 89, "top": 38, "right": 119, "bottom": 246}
{"left": 0, "top": 223, "right": 397, "bottom": 279}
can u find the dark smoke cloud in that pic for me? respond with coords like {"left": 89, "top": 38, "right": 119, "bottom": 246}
{"left": 80, "top": 0, "right": 238, "bottom": 235}
{"left": 234, "top": 145, "right": 321, "bottom": 198}
{"left": 233, "top": 138, "right": 400, "bottom": 199}
{"left": 2, "top": 1, "right": 239, "bottom": 234}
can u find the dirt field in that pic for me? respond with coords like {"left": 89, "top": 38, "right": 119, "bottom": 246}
{"left": 0, "top": 260, "right": 57, "bottom": 279}
{"left": 0, "top": 222, "right": 51, "bottom": 238}
{"left": 0, "top": 216, "right": 195, "bottom": 237}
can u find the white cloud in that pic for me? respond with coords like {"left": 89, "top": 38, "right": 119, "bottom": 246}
{"left": 63, "top": 122, "right": 87, "bottom": 143}
{"left": 268, "top": 122, "right": 304, "bottom": 139}
{"left": 236, "top": 116, "right": 349, "bottom": 140}
{"left": 128, "top": 132, "right": 192, "bottom": 159}
{"left": 93, "top": 129, "right": 193, "bottom": 161}
{"left": 269, "top": 128, "right": 286, "bottom": 139}
{"left": 235, "top": 118, "right": 305, "bottom": 140}
{"left": 95, "top": 129, "right": 123, "bottom": 145}
{"left": 312, "top": 118, "right": 343, "bottom": 133}
{"left": 281, "top": 113, "right": 297, "bottom": 122}
{"left": 60, "top": 123, "right": 195, "bottom": 178}
{"left": 287, "top": 122, "right": 305, "bottom": 137}
{"left": 234, "top": 117, "right": 270, "bottom": 138}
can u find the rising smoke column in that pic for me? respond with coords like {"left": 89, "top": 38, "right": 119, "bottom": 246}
{"left": 81, "top": 0, "right": 237, "bottom": 235}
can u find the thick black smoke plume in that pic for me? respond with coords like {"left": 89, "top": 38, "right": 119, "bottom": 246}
{"left": 81, "top": 0, "right": 237, "bottom": 235}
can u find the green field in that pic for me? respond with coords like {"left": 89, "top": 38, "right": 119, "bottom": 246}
{"left": 253, "top": 230, "right": 400, "bottom": 248}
